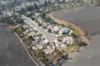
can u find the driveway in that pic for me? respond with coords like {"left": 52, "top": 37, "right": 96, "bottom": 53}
{"left": 22, "top": 15, "right": 56, "bottom": 41}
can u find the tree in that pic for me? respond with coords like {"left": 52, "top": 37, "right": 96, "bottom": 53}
{"left": 90, "top": 0, "right": 94, "bottom": 5}
{"left": 44, "top": 0, "right": 48, "bottom": 7}
{"left": 19, "top": 13, "right": 21, "bottom": 18}
{"left": 34, "top": 3, "right": 38, "bottom": 9}
{"left": 58, "top": 0, "right": 61, "bottom": 4}
{"left": 42, "top": 12, "right": 46, "bottom": 19}
{"left": 0, "top": 12, "right": 1, "bottom": 15}
{"left": 48, "top": 0, "right": 51, "bottom": 5}
{"left": 48, "top": 29, "right": 51, "bottom": 32}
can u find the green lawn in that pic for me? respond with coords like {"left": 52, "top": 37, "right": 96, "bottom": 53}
{"left": 59, "top": 24, "right": 66, "bottom": 29}
{"left": 34, "top": 30, "right": 38, "bottom": 33}
{"left": 57, "top": 33, "right": 69, "bottom": 38}
{"left": 17, "top": 27, "right": 22, "bottom": 32}
{"left": 68, "top": 28, "right": 79, "bottom": 37}
{"left": 63, "top": 43, "right": 78, "bottom": 56}
{"left": 37, "top": 33, "right": 43, "bottom": 37}
{"left": 53, "top": 31, "right": 58, "bottom": 35}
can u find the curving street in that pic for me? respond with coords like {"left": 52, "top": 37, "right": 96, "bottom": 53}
{"left": 22, "top": 15, "right": 56, "bottom": 41}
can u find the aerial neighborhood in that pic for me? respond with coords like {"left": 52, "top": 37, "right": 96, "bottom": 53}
{"left": 0, "top": 0, "right": 94, "bottom": 65}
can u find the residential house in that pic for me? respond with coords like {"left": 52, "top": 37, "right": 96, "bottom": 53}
{"left": 22, "top": 24, "right": 29, "bottom": 30}
{"left": 36, "top": 44, "right": 43, "bottom": 49}
{"left": 59, "top": 27, "right": 70, "bottom": 35}
{"left": 62, "top": 36, "right": 73, "bottom": 45}
{"left": 3, "top": 10, "right": 12, "bottom": 16}
{"left": 35, "top": 16, "right": 42, "bottom": 22}
{"left": 32, "top": 40, "right": 36, "bottom": 45}
{"left": 43, "top": 44, "right": 55, "bottom": 54}
{"left": 35, "top": 13, "right": 40, "bottom": 17}
{"left": 43, "top": 39, "right": 49, "bottom": 44}
{"left": 46, "top": 22, "right": 51, "bottom": 26}
{"left": 26, "top": 2, "right": 31, "bottom": 7}
{"left": 42, "top": 22, "right": 47, "bottom": 27}
{"left": 59, "top": 0, "right": 63, "bottom": 3}
{"left": 39, "top": 20, "right": 43, "bottom": 24}
{"left": 15, "top": 6, "right": 21, "bottom": 11}
{"left": 28, "top": 32, "right": 35, "bottom": 37}
{"left": 52, "top": 26, "right": 60, "bottom": 32}
{"left": 65, "top": 0, "right": 70, "bottom": 2}
{"left": 0, "top": 1, "right": 6, "bottom": 5}
{"left": 23, "top": 29, "right": 29, "bottom": 35}
{"left": 32, "top": 46, "right": 38, "bottom": 50}
{"left": 36, "top": 2, "right": 41, "bottom": 6}
{"left": 16, "top": 24, "right": 22, "bottom": 28}
{"left": 29, "top": 28, "right": 34, "bottom": 32}
{"left": 82, "top": 0, "right": 88, "bottom": 2}
{"left": 31, "top": 2, "right": 35, "bottom": 5}
{"left": 51, "top": 0, "right": 55, "bottom": 3}
{"left": 54, "top": 39, "right": 58, "bottom": 43}
{"left": 26, "top": 11, "right": 31, "bottom": 15}
{"left": 47, "top": 25, "right": 53, "bottom": 30}
{"left": 20, "top": 3, "right": 26, "bottom": 8}
{"left": 34, "top": 42, "right": 46, "bottom": 50}
{"left": 55, "top": 42, "right": 67, "bottom": 50}
{"left": 39, "top": 0, "right": 45, "bottom": 4}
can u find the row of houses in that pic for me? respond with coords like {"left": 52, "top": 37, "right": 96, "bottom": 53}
{"left": 0, "top": 10, "right": 14, "bottom": 17}
{"left": 14, "top": 0, "right": 56, "bottom": 11}
{"left": 59, "top": 0, "right": 92, "bottom": 3}
{"left": 0, "top": 1, "right": 13, "bottom": 5}
{"left": 35, "top": 16, "right": 73, "bottom": 35}
{"left": 32, "top": 35, "right": 73, "bottom": 54}
{"left": 30, "top": 13, "right": 74, "bottom": 54}
{"left": 16, "top": 23, "right": 73, "bottom": 55}
{"left": 16, "top": 23, "right": 46, "bottom": 46}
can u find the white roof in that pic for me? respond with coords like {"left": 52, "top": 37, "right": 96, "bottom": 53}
{"left": 54, "top": 39, "right": 58, "bottom": 43}
{"left": 63, "top": 36, "right": 73, "bottom": 45}
{"left": 43, "top": 39, "right": 48, "bottom": 43}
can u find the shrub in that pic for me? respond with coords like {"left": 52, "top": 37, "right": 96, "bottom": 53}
{"left": 48, "top": 29, "right": 51, "bottom": 32}
{"left": 68, "top": 28, "right": 79, "bottom": 37}
{"left": 43, "top": 26, "right": 46, "bottom": 29}
{"left": 16, "top": 27, "right": 22, "bottom": 32}
{"left": 53, "top": 31, "right": 58, "bottom": 35}
{"left": 59, "top": 24, "right": 66, "bottom": 29}
{"left": 34, "top": 30, "right": 38, "bottom": 33}
{"left": 37, "top": 33, "right": 43, "bottom": 37}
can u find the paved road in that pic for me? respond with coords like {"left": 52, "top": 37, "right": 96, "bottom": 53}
{"left": 0, "top": 23, "right": 37, "bottom": 66}
{"left": 22, "top": 15, "right": 56, "bottom": 41}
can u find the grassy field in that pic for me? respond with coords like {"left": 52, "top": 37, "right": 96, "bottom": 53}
{"left": 68, "top": 27, "right": 79, "bottom": 37}
{"left": 17, "top": 27, "right": 22, "bottom": 32}
{"left": 57, "top": 33, "right": 69, "bottom": 38}
{"left": 63, "top": 43, "right": 78, "bottom": 56}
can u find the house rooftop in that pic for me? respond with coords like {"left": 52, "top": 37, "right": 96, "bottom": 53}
{"left": 59, "top": 27, "right": 70, "bottom": 35}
